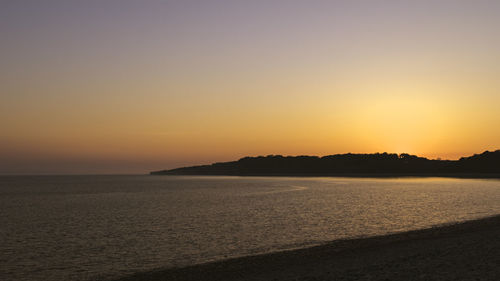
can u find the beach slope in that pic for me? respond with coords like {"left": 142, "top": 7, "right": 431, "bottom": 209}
{"left": 113, "top": 215, "right": 500, "bottom": 281}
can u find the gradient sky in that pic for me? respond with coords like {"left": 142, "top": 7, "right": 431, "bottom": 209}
{"left": 1, "top": 0, "right": 500, "bottom": 174}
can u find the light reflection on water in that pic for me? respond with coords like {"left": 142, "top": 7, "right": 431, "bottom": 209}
{"left": 1, "top": 175, "right": 500, "bottom": 281}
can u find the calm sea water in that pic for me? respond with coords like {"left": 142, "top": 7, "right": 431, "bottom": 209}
{"left": 1, "top": 175, "right": 500, "bottom": 281}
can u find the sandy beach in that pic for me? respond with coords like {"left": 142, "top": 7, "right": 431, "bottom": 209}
{"left": 113, "top": 215, "right": 500, "bottom": 281}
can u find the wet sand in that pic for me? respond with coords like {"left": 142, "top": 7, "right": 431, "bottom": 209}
{"left": 113, "top": 215, "right": 500, "bottom": 281}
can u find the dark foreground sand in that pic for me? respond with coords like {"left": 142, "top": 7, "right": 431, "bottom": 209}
{"left": 114, "top": 215, "right": 500, "bottom": 281}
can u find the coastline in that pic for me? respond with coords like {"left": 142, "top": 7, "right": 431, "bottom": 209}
{"left": 150, "top": 172, "right": 500, "bottom": 179}
{"left": 112, "top": 214, "right": 500, "bottom": 281}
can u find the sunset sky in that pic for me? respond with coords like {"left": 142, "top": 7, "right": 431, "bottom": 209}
{"left": 1, "top": 0, "right": 500, "bottom": 174}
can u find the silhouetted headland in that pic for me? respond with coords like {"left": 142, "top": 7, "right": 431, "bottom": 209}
{"left": 151, "top": 150, "right": 500, "bottom": 177}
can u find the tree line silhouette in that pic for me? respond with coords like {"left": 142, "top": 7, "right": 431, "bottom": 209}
{"left": 151, "top": 150, "right": 500, "bottom": 176}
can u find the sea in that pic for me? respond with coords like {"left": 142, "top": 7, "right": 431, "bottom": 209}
{"left": 1, "top": 175, "right": 500, "bottom": 281}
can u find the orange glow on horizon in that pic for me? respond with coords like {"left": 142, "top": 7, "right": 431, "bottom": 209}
{"left": 1, "top": 1, "right": 500, "bottom": 174}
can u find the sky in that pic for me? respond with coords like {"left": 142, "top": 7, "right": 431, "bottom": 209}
{"left": 1, "top": 0, "right": 500, "bottom": 174}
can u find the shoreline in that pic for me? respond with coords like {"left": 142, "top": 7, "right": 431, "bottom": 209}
{"left": 150, "top": 173, "right": 500, "bottom": 179}
{"left": 112, "top": 214, "right": 500, "bottom": 281}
